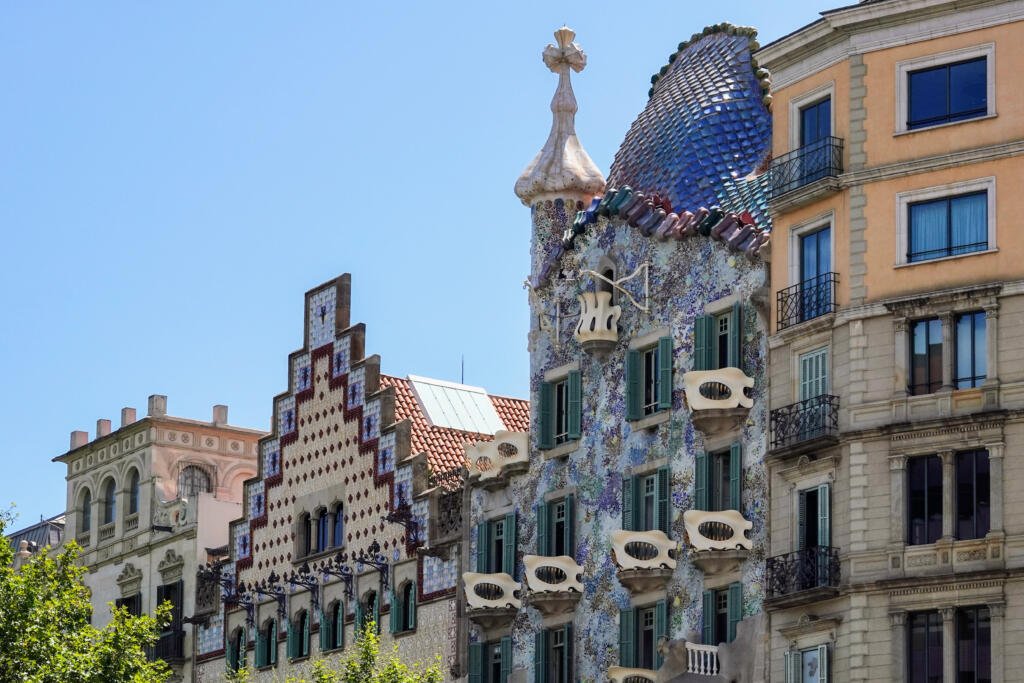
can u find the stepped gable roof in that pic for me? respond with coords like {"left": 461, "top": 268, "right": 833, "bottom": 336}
{"left": 381, "top": 375, "right": 529, "bottom": 474}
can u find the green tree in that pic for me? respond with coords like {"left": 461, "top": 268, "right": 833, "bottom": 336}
{"left": 0, "top": 509, "right": 172, "bottom": 683}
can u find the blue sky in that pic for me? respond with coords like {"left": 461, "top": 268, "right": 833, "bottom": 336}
{"left": 0, "top": 1, "right": 835, "bottom": 528}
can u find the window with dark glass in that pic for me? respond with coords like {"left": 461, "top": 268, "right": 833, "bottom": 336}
{"left": 553, "top": 378, "right": 569, "bottom": 445}
{"left": 490, "top": 518, "right": 505, "bottom": 574}
{"left": 636, "top": 606, "right": 657, "bottom": 670}
{"left": 910, "top": 318, "right": 943, "bottom": 395}
{"left": 908, "top": 455, "right": 943, "bottom": 545}
{"left": 300, "top": 512, "right": 312, "bottom": 557}
{"left": 627, "top": 338, "right": 673, "bottom": 420}
{"left": 620, "top": 601, "right": 667, "bottom": 670}
{"left": 908, "top": 191, "right": 987, "bottom": 263}
{"left": 799, "top": 97, "right": 832, "bottom": 185}
{"left": 957, "top": 606, "right": 991, "bottom": 683}
{"left": 332, "top": 503, "right": 344, "bottom": 548}
{"left": 908, "top": 611, "right": 943, "bottom": 683}
{"left": 908, "top": 57, "right": 987, "bottom": 129}
{"left": 957, "top": 450, "right": 990, "bottom": 541}
{"left": 642, "top": 346, "right": 660, "bottom": 416}
{"left": 710, "top": 448, "right": 734, "bottom": 512}
{"left": 956, "top": 311, "right": 987, "bottom": 388}
{"left": 178, "top": 465, "right": 211, "bottom": 498}
{"left": 115, "top": 593, "right": 142, "bottom": 617}
{"left": 799, "top": 226, "right": 832, "bottom": 322}
{"left": 640, "top": 474, "right": 657, "bottom": 531}
{"left": 102, "top": 479, "right": 116, "bottom": 525}
{"left": 316, "top": 511, "right": 329, "bottom": 553}
{"left": 488, "top": 640, "right": 504, "bottom": 683}
{"left": 535, "top": 624, "right": 573, "bottom": 683}
{"left": 551, "top": 499, "right": 567, "bottom": 556}
{"left": 475, "top": 513, "right": 517, "bottom": 577}
{"left": 128, "top": 470, "right": 140, "bottom": 516}
{"left": 256, "top": 618, "right": 277, "bottom": 667}
{"left": 622, "top": 468, "right": 670, "bottom": 534}
{"left": 715, "top": 313, "right": 731, "bottom": 370}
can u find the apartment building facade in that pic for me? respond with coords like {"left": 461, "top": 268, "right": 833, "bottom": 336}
{"left": 758, "top": 1, "right": 1024, "bottom": 681}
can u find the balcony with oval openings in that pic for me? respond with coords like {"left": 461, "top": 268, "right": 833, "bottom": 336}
{"left": 466, "top": 431, "right": 529, "bottom": 490}
{"left": 522, "top": 554, "right": 583, "bottom": 616}
{"left": 682, "top": 368, "right": 754, "bottom": 436}
{"left": 683, "top": 509, "right": 752, "bottom": 575}
{"left": 574, "top": 291, "right": 621, "bottom": 357}
{"left": 462, "top": 571, "right": 521, "bottom": 629}
{"left": 611, "top": 530, "right": 677, "bottom": 593}
{"left": 607, "top": 666, "right": 657, "bottom": 683}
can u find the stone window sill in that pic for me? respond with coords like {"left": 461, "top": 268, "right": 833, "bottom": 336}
{"left": 543, "top": 440, "right": 579, "bottom": 460}
{"left": 628, "top": 410, "right": 670, "bottom": 432}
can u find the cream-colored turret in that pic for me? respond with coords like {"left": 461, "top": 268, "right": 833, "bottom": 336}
{"left": 514, "top": 26, "right": 605, "bottom": 207}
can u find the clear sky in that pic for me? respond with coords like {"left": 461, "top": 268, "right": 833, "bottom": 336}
{"left": 0, "top": 1, "right": 837, "bottom": 528}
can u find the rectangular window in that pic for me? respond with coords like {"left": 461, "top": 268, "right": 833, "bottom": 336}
{"left": 539, "top": 372, "right": 581, "bottom": 449}
{"left": 550, "top": 628, "right": 566, "bottom": 683}
{"left": 637, "top": 606, "right": 656, "bottom": 670}
{"left": 908, "top": 57, "right": 987, "bottom": 129}
{"left": 694, "top": 305, "right": 741, "bottom": 371}
{"left": 710, "top": 449, "right": 733, "bottom": 512}
{"left": 537, "top": 495, "right": 574, "bottom": 557}
{"left": 908, "top": 191, "right": 988, "bottom": 263}
{"left": 957, "top": 606, "right": 991, "bottom": 683}
{"left": 470, "top": 638, "right": 511, "bottom": 683}
{"left": 799, "top": 226, "right": 832, "bottom": 322}
{"left": 627, "top": 338, "right": 673, "bottom": 420}
{"left": 715, "top": 313, "right": 731, "bottom": 370}
{"left": 641, "top": 474, "right": 657, "bottom": 532}
{"left": 115, "top": 594, "right": 142, "bottom": 617}
{"left": 785, "top": 645, "right": 829, "bottom": 683}
{"left": 955, "top": 311, "right": 987, "bottom": 389}
{"left": 535, "top": 625, "right": 573, "bottom": 683}
{"left": 490, "top": 519, "right": 505, "bottom": 574}
{"left": 487, "top": 641, "right": 503, "bottom": 683}
{"left": 702, "top": 584, "right": 742, "bottom": 646}
{"left": 553, "top": 379, "right": 569, "bottom": 445}
{"left": 551, "top": 499, "right": 567, "bottom": 557}
{"left": 908, "top": 455, "right": 943, "bottom": 545}
{"left": 908, "top": 611, "right": 944, "bottom": 683}
{"left": 642, "top": 347, "right": 659, "bottom": 416}
{"left": 956, "top": 450, "right": 990, "bottom": 541}
{"left": 622, "top": 468, "right": 670, "bottom": 534}
{"left": 910, "top": 318, "right": 943, "bottom": 395}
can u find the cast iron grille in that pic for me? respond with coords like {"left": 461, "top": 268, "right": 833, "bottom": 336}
{"left": 770, "top": 394, "right": 839, "bottom": 451}
{"left": 777, "top": 272, "right": 839, "bottom": 331}
{"left": 769, "top": 137, "right": 844, "bottom": 198}
{"left": 765, "top": 546, "right": 840, "bottom": 599}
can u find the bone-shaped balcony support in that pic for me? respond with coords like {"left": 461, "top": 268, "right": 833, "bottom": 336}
{"left": 574, "top": 291, "right": 621, "bottom": 345}
{"left": 611, "top": 529, "right": 678, "bottom": 571}
{"left": 682, "top": 509, "right": 753, "bottom": 551}
{"left": 682, "top": 368, "right": 754, "bottom": 410}
{"left": 462, "top": 572, "right": 522, "bottom": 610}
{"left": 523, "top": 555, "right": 583, "bottom": 593}
{"left": 467, "top": 431, "right": 530, "bottom": 483}
{"left": 607, "top": 666, "right": 657, "bottom": 683}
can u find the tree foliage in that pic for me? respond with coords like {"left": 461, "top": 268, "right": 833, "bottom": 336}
{"left": 0, "top": 509, "right": 172, "bottom": 683}
{"left": 227, "top": 621, "right": 443, "bottom": 683}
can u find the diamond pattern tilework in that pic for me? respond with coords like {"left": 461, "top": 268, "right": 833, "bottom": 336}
{"left": 608, "top": 32, "right": 771, "bottom": 215}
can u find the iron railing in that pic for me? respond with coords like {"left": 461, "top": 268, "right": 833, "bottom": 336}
{"left": 766, "top": 546, "right": 840, "bottom": 599}
{"left": 769, "top": 137, "right": 844, "bottom": 198}
{"left": 770, "top": 394, "right": 839, "bottom": 452}
{"left": 150, "top": 630, "right": 185, "bottom": 661}
{"left": 777, "top": 272, "right": 838, "bottom": 331}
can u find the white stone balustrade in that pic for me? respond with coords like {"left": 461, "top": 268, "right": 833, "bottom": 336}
{"left": 574, "top": 291, "right": 621, "bottom": 345}
{"left": 467, "top": 431, "right": 529, "bottom": 483}
{"left": 682, "top": 368, "right": 754, "bottom": 410}
{"left": 611, "top": 529, "right": 677, "bottom": 571}
{"left": 683, "top": 509, "right": 753, "bottom": 551}
{"left": 686, "top": 642, "right": 720, "bottom": 675}
{"left": 462, "top": 572, "right": 522, "bottom": 610}
{"left": 607, "top": 666, "right": 657, "bottom": 683}
{"left": 523, "top": 555, "right": 583, "bottom": 593}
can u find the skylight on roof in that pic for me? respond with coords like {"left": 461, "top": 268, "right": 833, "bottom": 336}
{"left": 407, "top": 375, "right": 507, "bottom": 435}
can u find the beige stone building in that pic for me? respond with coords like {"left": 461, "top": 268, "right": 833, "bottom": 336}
{"left": 54, "top": 396, "right": 263, "bottom": 682}
{"left": 758, "top": 0, "right": 1024, "bottom": 680}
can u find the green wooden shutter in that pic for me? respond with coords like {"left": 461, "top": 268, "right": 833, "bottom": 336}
{"left": 539, "top": 382, "right": 554, "bottom": 450}
{"left": 320, "top": 609, "right": 329, "bottom": 650}
{"left": 286, "top": 619, "right": 295, "bottom": 658}
{"left": 694, "top": 451, "right": 708, "bottom": 511}
{"left": 500, "top": 636, "right": 512, "bottom": 683}
{"left": 354, "top": 601, "right": 364, "bottom": 638}
{"left": 372, "top": 596, "right": 380, "bottom": 635}
{"left": 656, "top": 467, "right": 670, "bottom": 534}
{"left": 226, "top": 641, "right": 237, "bottom": 672}
{"left": 702, "top": 590, "right": 714, "bottom": 645}
{"left": 303, "top": 613, "right": 310, "bottom": 656}
{"left": 270, "top": 619, "right": 277, "bottom": 664}
{"left": 619, "top": 608, "right": 635, "bottom": 667}
{"left": 565, "top": 493, "right": 576, "bottom": 557}
{"left": 536, "top": 502, "right": 549, "bottom": 556}
{"left": 389, "top": 588, "right": 399, "bottom": 634}
{"left": 562, "top": 622, "right": 573, "bottom": 683}
{"left": 255, "top": 628, "right": 265, "bottom": 668}
{"left": 729, "top": 442, "right": 742, "bottom": 512}
{"left": 657, "top": 336, "right": 673, "bottom": 411}
{"left": 622, "top": 475, "right": 635, "bottom": 531}
{"left": 728, "top": 302, "right": 743, "bottom": 369}
{"left": 567, "top": 370, "right": 582, "bottom": 440}
{"left": 409, "top": 584, "right": 417, "bottom": 630}
{"left": 535, "top": 629, "right": 549, "bottom": 683}
{"left": 818, "top": 644, "right": 829, "bottom": 683}
{"left": 468, "top": 642, "right": 484, "bottom": 683}
{"left": 797, "top": 491, "right": 807, "bottom": 551}
{"left": 476, "top": 522, "right": 489, "bottom": 572}
{"left": 727, "top": 582, "right": 743, "bottom": 643}
{"left": 694, "top": 315, "right": 715, "bottom": 370}
{"left": 503, "top": 512, "right": 517, "bottom": 578}
{"left": 655, "top": 599, "right": 668, "bottom": 669}
{"left": 818, "top": 484, "right": 831, "bottom": 547}
{"left": 626, "top": 349, "right": 643, "bottom": 420}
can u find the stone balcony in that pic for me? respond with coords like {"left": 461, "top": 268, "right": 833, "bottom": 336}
{"left": 462, "top": 571, "right": 521, "bottom": 629}
{"left": 522, "top": 554, "right": 583, "bottom": 616}
{"left": 682, "top": 368, "right": 754, "bottom": 436}
{"left": 607, "top": 666, "right": 658, "bottom": 682}
{"left": 611, "top": 529, "right": 677, "bottom": 593}
{"left": 466, "top": 431, "right": 529, "bottom": 490}
{"left": 98, "top": 523, "right": 116, "bottom": 543}
{"left": 574, "top": 291, "right": 621, "bottom": 357}
{"left": 683, "top": 509, "right": 752, "bottom": 574}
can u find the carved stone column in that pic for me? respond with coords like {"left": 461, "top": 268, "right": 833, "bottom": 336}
{"left": 985, "top": 306, "right": 1000, "bottom": 384}
{"left": 990, "top": 603, "right": 1005, "bottom": 683}
{"left": 940, "top": 313, "right": 954, "bottom": 391}
{"left": 940, "top": 451, "right": 955, "bottom": 542}
{"left": 889, "top": 610, "right": 907, "bottom": 681}
{"left": 941, "top": 607, "right": 956, "bottom": 683}
{"left": 986, "top": 442, "right": 1005, "bottom": 537}
{"left": 889, "top": 456, "right": 907, "bottom": 545}
{"left": 893, "top": 318, "right": 909, "bottom": 398}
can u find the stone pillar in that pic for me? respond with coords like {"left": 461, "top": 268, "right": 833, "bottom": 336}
{"left": 987, "top": 442, "right": 1005, "bottom": 537}
{"left": 985, "top": 306, "right": 1000, "bottom": 384}
{"left": 940, "top": 451, "right": 955, "bottom": 542}
{"left": 990, "top": 603, "right": 1005, "bottom": 683}
{"left": 893, "top": 318, "right": 909, "bottom": 398}
{"left": 889, "top": 610, "right": 907, "bottom": 681}
{"left": 941, "top": 607, "right": 956, "bottom": 683}
{"left": 890, "top": 456, "right": 906, "bottom": 545}
{"left": 941, "top": 313, "right": 954, "bottom": 391}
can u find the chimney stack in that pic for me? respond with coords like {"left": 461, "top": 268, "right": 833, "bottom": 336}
{"left": 148, "top": 394, "right": 167, "bottom": 417}
{"left": 121, "top": 407, "right": 136, "bottom": 427}
{"left": 70, "top": 430, "right": 89, "bottom": 450}
{"left": 96, "top": 419, "right": 111, "bottom": 438}
{"left": 212, "top": 404, "right": 228, "bottom": 425}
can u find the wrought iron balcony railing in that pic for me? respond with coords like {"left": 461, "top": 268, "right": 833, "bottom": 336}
{"left": 770, "top": 394, "right": 839, "bottom": 453}
{"left": 765, "top": 546, "right": 840, "bottom": 600}
{"left": 151, "top": 629, "right": 185, "bottom": 661}
{"left": 769, "top": 137, "right": 844, "bottom": 198}
{"left": 777, "top": 272, "right": 838, "bottom": 331}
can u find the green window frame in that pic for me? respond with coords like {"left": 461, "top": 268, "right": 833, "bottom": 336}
{"left": 702, "top": 582, "right": 743, "bottom": 645}
{"left": 626, "top": 337, "right": 673, "bottom": 421}
{"left": 622, "top": 467, "right": 670, "bottom": 533}
{"left": 476, "top": 513, "right": 518, "bottom": 577}
{"left": 256, "top": 618, "right": 278, "bottom": 667}
{"left": 694, "top": 442, "right": 742, "bottom": 512}
{"left": 320, "top": 601, "right": 343, "bottom": 652}
{"left": 468, "top": 637, "right": 512, "bottom": 683}
{"left": 389, "top": 581, "right": 417, "bottom": 634}
{"left": 693, "top": 303, "right": 743, "bottom": 371}
{"left": 535, "top": 623, "right": 574, "bottom": 683}
{"left": 619, "top": 600, "right": 668, "bottom": 669}
{"left": 535, "top": 494, "right": 575, "bottom": 557}
{"left": 539, "top": 372, "right": 581, "bottom": 449}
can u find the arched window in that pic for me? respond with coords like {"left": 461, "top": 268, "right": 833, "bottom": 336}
{"left": 227, "top": 627, "right": 246, "bottom": 672}
{"left": 178, "top": 465, "right": 211, "bottom": 498}
{"left": 316, "top": 509, "right": 329, "bottom": 553}
{"left": 299, "top": 512, "right": 312, "bottom": 557}
{"left": 127, "top": 469, "right": 140, "bottom": 516}
{"left": 332, "top": 503, "right": 344, "bottom": 548}
{"left": 80, "top": 489, "right": 92, "bottom": 533}
{"left": 330, "top": 601, "right": 344, "bottom": 650}
{"left": 101, "top": 478, "right": 116, "bottom": 525}
{"left": 391, "top": 581, "right": 416, "bottom": 634}
{"left": 256, "top": 618, "right": 277, "bottom": 668}
{"left": 357, "top": 591, "right": 379, "bottom": 635}
{"left": 288, "top": 610, "right": 310, "bottom": 659}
